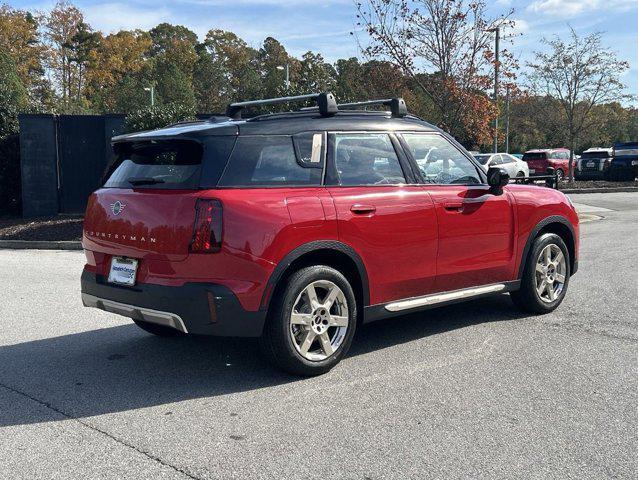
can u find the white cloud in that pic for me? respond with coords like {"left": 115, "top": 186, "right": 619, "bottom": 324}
{"left": 82, "top": 3, "right": 173, "bottom": 33}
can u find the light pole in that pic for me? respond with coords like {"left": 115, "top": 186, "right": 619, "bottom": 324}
{"left": 487, "top": 27, "right": 500, "bottom": 154}
{"left": 276, "top": 64, "right": 290, "bottom": 91}
{"left": 144, "top": 86, "right": 155, "bottom": 107}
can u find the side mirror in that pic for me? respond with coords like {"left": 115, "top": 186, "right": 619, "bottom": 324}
{"left": 487, "top": 167, "right": 510, "bottom": 195}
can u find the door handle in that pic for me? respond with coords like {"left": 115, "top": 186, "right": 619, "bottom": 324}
{"left": 443, "top": 202, "right": 464, "bottom": 212}
{"left": 350, "top": 204, "right": 376, "bottom": 214}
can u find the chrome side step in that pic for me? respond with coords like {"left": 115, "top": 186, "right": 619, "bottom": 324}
{"left": 82, "top": 293, "right": 188, "bottom": 333}
{"left": 385, "top": 284, "right": 507, "bottom": 312}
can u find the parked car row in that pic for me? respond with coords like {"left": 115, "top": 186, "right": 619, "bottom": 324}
{"left": 473, "top": 144, "right": 638, "bottom": 182}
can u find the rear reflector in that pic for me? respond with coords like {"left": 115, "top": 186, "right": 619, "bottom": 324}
{"left": 190, "top": 199, "right": 223, "bottom": 253}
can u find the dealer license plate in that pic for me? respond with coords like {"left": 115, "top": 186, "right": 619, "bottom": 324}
{"left": 529, "top": 169, "right": 536, "bottom": 174}
{"left": 587, "top": 162, "right": 595, "bottom": 168}
{"left": 108, "top": 257, "right": 138, "bottom": 286}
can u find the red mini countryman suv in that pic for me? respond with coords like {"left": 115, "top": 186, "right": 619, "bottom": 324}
{"left": 82, "top": 93, "right": 579, "bottom": 375}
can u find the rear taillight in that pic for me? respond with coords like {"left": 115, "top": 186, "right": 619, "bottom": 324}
{"left": 190, "top": 199, "right": 223, "bottom": 253}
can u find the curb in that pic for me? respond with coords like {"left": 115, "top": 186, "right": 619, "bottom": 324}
{"left": 562, "top": 187, "right": 638, "bottom": 194}
{"left": 0, "top": 240, "right": 82, "bottom": 251}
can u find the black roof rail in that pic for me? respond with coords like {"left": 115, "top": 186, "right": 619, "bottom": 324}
{"left": 339, "top": 98, "right": 408, "bottom": 118}
{"left": 301, "top": 97, "right": 408, "bottom": 118}
{"left": 226, "top": 92, "right": 338, "bottom": 120}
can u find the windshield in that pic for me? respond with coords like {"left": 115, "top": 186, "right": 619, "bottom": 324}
{"left": 474, "top": 155, "right": 491, "bottom": 165}
{"left": 104, "top": 140, "right": 203, "bottom": 189}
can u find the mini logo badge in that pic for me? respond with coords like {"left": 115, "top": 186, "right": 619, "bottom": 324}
{"left": 110, "top": 201, "right": 126, "bottom": 216}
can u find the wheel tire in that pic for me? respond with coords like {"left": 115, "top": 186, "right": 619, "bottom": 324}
{"left": 510, "top": 233, "right": 571, "bottom": 314}
{"left": 516, "top": 171, "right": 525, "bottom": 178}
{"left": 259, "top": 266, "right": 357, "bottom": 376}
{"left": 555, "top": 169, "right": 565, "bottom": 182}
{"left": 133, "top": 320, "right": 186, "bottom": 337}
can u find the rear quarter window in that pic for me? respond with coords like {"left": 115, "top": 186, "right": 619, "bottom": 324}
{"left": 218, "top": 135, "right": 323, "bottom": 187}
{"left": 105, "top": 140, "right": 203, "bottom": 189}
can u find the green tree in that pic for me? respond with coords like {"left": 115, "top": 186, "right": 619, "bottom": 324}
{"left": 528, "top": 29, "right": 630, "bottom": 181}
{"left": 0, "top": 48, "right": 28, "bottom": 138}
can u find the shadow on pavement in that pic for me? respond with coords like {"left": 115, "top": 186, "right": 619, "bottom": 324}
{"left": 0, "top": 294, "right": 526, "bottom": 427}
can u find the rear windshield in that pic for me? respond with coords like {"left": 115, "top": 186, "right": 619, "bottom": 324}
{"left": 104, "top": 140, "right": 203, "bottom": 189}
{"left": 614, "top": 147, "right": 638, "bottom": 156}
{"left": 523, "top": 152, "right": 547, "bottom": 161}
{"left": 582, "top": 151, "right": 611, "bottom": 159}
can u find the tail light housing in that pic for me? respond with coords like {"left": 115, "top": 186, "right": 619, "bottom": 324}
{"left": 190, "top": 199, "right": 223, "bottom": 253}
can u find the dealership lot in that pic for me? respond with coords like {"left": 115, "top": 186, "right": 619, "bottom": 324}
{"left": 0, "top": 192, "right": 636, "bottom": 480}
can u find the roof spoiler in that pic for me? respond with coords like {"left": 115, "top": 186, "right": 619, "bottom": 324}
{"left": 226, "top": 92, "right": 338, "bottom": 120}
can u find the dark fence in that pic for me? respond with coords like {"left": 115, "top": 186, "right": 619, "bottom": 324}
{"left": 19, "top": 114, "right": 125, "bottom": 217}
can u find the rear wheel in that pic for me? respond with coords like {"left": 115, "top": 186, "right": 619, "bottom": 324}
{"left": 555, "top": 169, "right": 565, "bottom": 182}
{"left": 133, "top": 320, "right": 186, "bottom": 337}
{"left": 260, "top": 266, "right": 357, "bottom": 376}
{"left": 510, "top": 233, "right": 570, "bottom": 314}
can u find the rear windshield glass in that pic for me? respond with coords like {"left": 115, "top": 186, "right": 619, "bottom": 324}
{"left": 614, "top": 147, "right": 638, "bottom": 156}
{"left": 523, "top": 152, "right": 547, "bottom": 161}
{"left": 104, "top": 140, "right": 203, "bottom": 189}
{"left": 582, "top": 151, "right": 611, "bottom": 159}
{"left": 219, "top": 135, "right": 322, "bottom": 187}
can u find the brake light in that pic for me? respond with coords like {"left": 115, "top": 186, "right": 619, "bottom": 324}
{"left": 190, "top": 199, "right": 223, "bottom": 253}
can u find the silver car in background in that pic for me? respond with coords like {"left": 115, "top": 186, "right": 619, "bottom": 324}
{"left": 474, "top": 153, "right": 530, "bottom": 178}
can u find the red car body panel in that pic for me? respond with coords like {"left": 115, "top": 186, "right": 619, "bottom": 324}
{"left": 327, "top": 186, "right": 438, "bottom": 304}
{"left": 83, "top": 182, "right": 579, "bottom": 314}
{"left": 427, "top": 185, "right": 517, "bottom": 292}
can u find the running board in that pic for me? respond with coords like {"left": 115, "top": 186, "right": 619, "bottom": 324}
{"left": 385, "top": 284, "right": 507, "bottom": 312}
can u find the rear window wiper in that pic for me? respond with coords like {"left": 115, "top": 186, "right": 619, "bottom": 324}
{"left": 127, "top": 177, "right": 166, "bottom": 186}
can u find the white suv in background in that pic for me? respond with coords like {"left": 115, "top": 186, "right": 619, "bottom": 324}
{"left": 474, "top": 153, "right": 530, "bottom": 178}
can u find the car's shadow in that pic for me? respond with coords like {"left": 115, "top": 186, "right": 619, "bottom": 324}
{"left": 0, "top": 295, "right": 527, "bottom": 427}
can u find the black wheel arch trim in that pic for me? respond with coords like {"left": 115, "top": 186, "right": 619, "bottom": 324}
{"left": 518, "top": 215, "right": 577, "bottom": 279}
{"left": 260, "top": 240, "right": 370, "bottom": 310}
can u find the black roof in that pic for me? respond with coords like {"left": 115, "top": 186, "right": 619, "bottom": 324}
{"left": 111, "top": 111, "right": 438, "bottom": 144}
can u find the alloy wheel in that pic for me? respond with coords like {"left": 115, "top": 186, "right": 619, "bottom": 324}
{"left": 535, "top": 244, "right": 567, "bottom": 303}
{"left": 289, "top": 280, "right": 349, "bottom": 361}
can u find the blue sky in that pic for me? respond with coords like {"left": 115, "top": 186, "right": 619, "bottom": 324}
{"left": 12, "top": 0, "right": 638, "bottom": 95}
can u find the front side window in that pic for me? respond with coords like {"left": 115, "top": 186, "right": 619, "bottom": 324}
{"left": 333, "top": 134, "right": 406, "bottom": 186}
{"left": 219, "top": 135, "right": 322, "bottom": 187}
{"left": 402, "top": 134, "right": 482, "bottom": 185}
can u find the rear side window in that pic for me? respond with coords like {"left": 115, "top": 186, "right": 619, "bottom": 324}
{"left": 219, "top": 135, "right": 323, "bottom": 187}
{"left": 334, "top": 134, "right": 406, "bottom": 186}
{"left": 105, "top": 140, "right": 202, "bottom": 189}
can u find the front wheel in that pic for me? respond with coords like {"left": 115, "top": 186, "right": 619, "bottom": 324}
{"left": 260, "top": 266, "right": 357, "bottom": 376}
{"left": 510, "top": 233, "right": 570, "bottom": 314}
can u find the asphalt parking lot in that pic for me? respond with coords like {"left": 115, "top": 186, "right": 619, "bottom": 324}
{"left": 0, "top": 192, "right": 636, "bottom": 480}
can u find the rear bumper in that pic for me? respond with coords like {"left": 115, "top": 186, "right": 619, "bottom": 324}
{"left": 81, "top": 270, "right": 266, "bottom": 337}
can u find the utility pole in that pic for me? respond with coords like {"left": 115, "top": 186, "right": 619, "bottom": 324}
{"left": 488, "top": 27, "right": 500, "bottom": 154}
{"left": 505, "top": 85, "right": 510, "bottom": 154}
